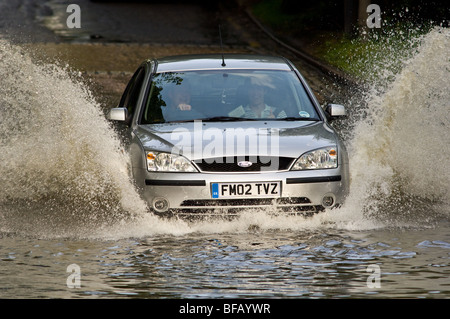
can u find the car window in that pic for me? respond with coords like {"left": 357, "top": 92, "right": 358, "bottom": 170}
{"left": 119, "top": 67, "right": 145, "bottom": 123}
{"left": 141, "top": 70, "right": 320, "bottom": 124}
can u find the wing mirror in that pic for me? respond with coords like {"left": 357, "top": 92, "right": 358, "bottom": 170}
{"left": 325, "top": 104, "right": 346, "bottom": 120}
{"left": 107, "top": 107, "right": 128, "bottom": 122}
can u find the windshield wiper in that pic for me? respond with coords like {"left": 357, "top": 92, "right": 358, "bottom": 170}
{"left": 164, "top": 117, "right": 318, "bottom": 123}
{"left": 164, "top": 116, "right": 256, "bottom": 123}
{"left": 275, "top": 117, "right": 320, "bottom": 121}
{"left": 197, "top": 116, "right": 257, "bottom": 122}
{"left": 165, "top": 119, "right": 197, "bottom": 123}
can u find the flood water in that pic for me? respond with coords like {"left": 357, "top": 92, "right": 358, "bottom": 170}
{"left": 1, "top": 27, "right": 449, "bottom": 300}
{"left": 1, "top": 219, "right": 450, "bottom": 299}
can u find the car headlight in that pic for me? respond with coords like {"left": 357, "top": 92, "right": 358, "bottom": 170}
{"left": 146, "top": 151, "right": 197, "bottom": 172}
{"left": 291, "top": 147, "right": 338, "bottom": 170}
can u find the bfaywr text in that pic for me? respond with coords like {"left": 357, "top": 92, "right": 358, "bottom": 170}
{"left": 179, "top": 303, "right": 271, "bottom": 316}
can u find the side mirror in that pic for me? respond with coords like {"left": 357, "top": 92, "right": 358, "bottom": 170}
{"left": 325, "top": 104, "right": 346, "bottom": 119}
{"left": 107, "top": 108, "right": 128, "bottom": 122}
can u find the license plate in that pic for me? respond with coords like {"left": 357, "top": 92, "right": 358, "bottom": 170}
{"left": 211, "top": 182, "right": 281, "bottom": 199}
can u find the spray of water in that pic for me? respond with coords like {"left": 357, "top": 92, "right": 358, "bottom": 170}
{"left": 336, "top": 27, "right": 450, "bottom": 228}
{"left": 1, "top": 27, "right": 448, "bottom": 239}
{"left": 0, "top": 40, "right": 151, "bottom": 237}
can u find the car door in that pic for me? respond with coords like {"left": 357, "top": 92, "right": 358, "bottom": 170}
{"left": 118, "top": 67, "right": 146, "bottom": 126}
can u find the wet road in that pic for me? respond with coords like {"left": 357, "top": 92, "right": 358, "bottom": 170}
{"left": 0, "top": 0, "right": 346, "bottom": 106}
{"left": 1, "top": 0, "right": 449, "bottom": 301}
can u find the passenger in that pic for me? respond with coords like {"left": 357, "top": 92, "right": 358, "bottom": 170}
{"left": 228, "top": 83, "right": 286, "bottom": 119}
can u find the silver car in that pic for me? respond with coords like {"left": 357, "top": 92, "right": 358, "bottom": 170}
{"left": 108, "top": 54, "right": 349, "bottom": 217}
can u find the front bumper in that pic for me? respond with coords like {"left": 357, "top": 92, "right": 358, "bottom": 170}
{"left": 133, "top": 168, "right": 349, "bottom": 216}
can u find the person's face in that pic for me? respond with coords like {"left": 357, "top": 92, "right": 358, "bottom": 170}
{"left": 248, "top": 85, "right": 264, "bottom": 105}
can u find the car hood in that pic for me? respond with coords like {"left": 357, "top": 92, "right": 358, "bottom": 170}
{"left": 134, "top": 121, "right": 338, "bottom": 160}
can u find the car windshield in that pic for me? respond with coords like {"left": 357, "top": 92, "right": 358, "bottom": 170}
{"left": 140, "top": 69, "right": 320, "bottom": 124}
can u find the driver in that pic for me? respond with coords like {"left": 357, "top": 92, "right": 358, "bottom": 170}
{"left": 163, "top": 82, "right": 204, "bottom": 121}
{"left": 228, "top": 80, "right": 286, "bottom": 119}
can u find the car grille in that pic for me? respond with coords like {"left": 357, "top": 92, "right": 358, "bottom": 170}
{"left": 174, "top": 197, "right": 324, "bottom": 217}
{"left": 194, "top": 156, "right": 295, "bottom": 172}
{"left": 180, "top": 197, "right": 311, "bottom": 207}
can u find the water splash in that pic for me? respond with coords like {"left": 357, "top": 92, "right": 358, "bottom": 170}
{"left": 1, "top": 28, "right": 448, "bottom": 239}
{"left": 338, "top": 27, "right": 450, "bottom": 227}
{"left": 0, "top": 40, "right": 148, "bottom": 237}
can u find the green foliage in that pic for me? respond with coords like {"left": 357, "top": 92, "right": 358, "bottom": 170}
{"left": 252, "top": 0, "right": 343, "bottom": 32}
{"left": 251, "top": 0, "right": 438, "bottom": 81}
{"left": 319, "top": 21, "right": 433, "bottom": 81}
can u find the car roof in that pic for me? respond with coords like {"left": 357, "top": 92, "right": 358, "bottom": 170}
{"left": 153, "top": 54, "right": 293, "bottom": 73}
